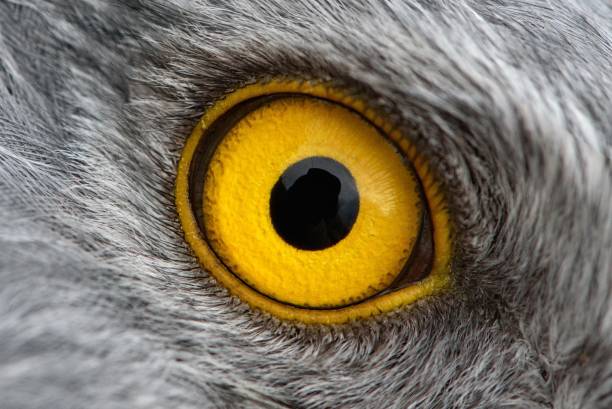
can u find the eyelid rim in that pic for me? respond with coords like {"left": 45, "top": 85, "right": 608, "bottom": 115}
{"left": 175, "top": 79, "right": 452, "bottom": 324}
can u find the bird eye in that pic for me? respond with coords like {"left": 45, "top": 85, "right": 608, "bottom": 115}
{"left": 176, "top": 80, "right": 452, "bottom": 324}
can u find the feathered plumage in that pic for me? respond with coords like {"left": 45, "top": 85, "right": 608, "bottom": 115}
{"left": 1, "top": 1, "right": 611, "bottom": 407}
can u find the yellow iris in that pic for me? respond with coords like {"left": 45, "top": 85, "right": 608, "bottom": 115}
{"left": 176, "top": 80, "right": 452, "bottom": 324}
{"left": 204, "top": 97, "right": 422, "bottom": 308}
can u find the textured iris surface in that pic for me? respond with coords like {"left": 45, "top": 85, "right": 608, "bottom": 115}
{"left": 203, "top": 97, "right": 422, "bottom": 308}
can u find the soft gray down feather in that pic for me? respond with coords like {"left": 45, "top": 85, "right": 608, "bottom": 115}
{"left": 1, "top": 1, "right": 611, "bottom": 408}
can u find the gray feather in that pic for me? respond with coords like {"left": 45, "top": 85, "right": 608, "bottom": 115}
{"left": 1, "top": 1, "right": 611, "bottom": 408}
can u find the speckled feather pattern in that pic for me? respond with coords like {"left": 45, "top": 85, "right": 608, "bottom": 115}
{"left": 0, "top": 1, "right": 611, "bottom": 408}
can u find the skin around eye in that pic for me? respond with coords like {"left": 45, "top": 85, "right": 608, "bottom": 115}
{"left": 175, "top": 80, "right": 452, "bottom": 324}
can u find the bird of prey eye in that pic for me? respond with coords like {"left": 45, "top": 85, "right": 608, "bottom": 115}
{"left": 1, "top": 1, "right": 611, "bottom": 408}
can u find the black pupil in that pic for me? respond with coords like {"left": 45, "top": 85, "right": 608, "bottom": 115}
{"left": 270, "top": 156, "right": 359, "bottom": 250}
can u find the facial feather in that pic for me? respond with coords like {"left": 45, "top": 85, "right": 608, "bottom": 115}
{"left": 0, "top": 1, "right": 611, "bottom": 408}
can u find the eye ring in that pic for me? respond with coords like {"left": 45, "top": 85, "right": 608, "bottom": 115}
{"left": 176, "top": 80, "right": 452, "bottom": 324}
